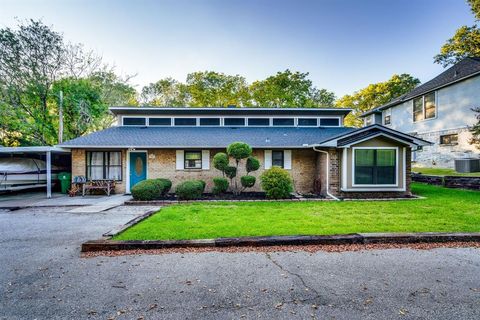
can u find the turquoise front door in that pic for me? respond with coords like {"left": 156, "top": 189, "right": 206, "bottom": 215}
{"left": 129, "top": 152, "right": 147, "bottom": 189}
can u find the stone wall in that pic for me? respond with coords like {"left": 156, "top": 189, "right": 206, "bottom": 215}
{"left": 412, "top": 173, "right": 480, "bottom": 191}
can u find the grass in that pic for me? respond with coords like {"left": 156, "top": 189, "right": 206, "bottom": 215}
{"left": 412, "top": 167, "right": 480, "bottom": 177}
{"left": 114, "top": 183, "right": 480, "bottom": 241}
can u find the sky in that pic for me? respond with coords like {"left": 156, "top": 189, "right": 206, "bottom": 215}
{"left": 0, "top": 0, "right": 475, "bottom": 97}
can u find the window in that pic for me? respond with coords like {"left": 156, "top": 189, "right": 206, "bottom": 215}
{"left": 184, "top": 151, "right": 202, "bottom": 169}
{"left": 272, "top": 118, "right": 294, "bottom": 126}
{"left": 149, "top": 118, "right": 171, "bottom": 126}
{"left": 123, "top": 117, "right": 146, "bottom": 126}
{"left": 174, "top": 118, "right": 196, "bottom": 126}
{"left": 224, "top": 118, "right": 245, "bottom": 126}
{"left": 364, "top": 115, "right": 373, "bottom": 126}
{"left": 440, "top": 134, "right": 458, "bottom": 145}
{"left": 319, "top": 118, "right": 340, "bottom": 127}
{"left": 199, "top": 118, "right": 220, "bottom": 126}
{"left": 86, "top": 151, "right": 122, "bottom": 180}
{"left": 413, "top": 92, "right": 436, "bottom": 122}
{"left": 384, "top": 109, "right": 391, "bottom": 125}
{"left": 354, "top": 149, "right": 396, "bottom": 185}
{"left": 248, "top": 118, "right": 270, "bottom": 126}
{"left": 272, "top": 150, "right": 284, "bottom": 168}
{"left": 298, "top": 118, "right": 317, "bottom": 126}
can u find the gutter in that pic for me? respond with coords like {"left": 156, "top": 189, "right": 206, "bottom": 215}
{"left": 312, "top": 147, "right": 340, "bottom": 201}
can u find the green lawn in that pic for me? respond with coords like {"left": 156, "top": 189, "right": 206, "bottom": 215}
{"left": 412, "top": 167, "right": 480, "bottom": 177}
{"left": 114, "top": 183, "right": 480, "bottom": 241}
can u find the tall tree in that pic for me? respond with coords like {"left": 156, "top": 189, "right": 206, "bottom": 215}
{"left": 434, "top": 1, "right": 480, "bottom": 67}
{"left": 336, "top": 74, "right": 420, "bottom": 127}
{"left": 250, "top": 70, "right": 335, "bottom": 108}
{"left": 141, "top": 78, "right": 188, "bottom": 106}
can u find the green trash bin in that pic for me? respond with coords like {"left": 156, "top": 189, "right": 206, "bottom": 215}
{"left": 58, "top": 172, "right": 72, "bottom": 194}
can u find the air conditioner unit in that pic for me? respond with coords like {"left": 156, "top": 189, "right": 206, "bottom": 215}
{"left": 454, "top": 158, "right": 480, "bottom": 173}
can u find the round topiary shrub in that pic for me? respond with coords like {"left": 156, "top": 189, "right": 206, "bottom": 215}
{"left": 241, "top": 175, "right": 256, "bottom": 188}
{"left": 154, "top": 178, "right": 172, "bottom": 196}
{"left": 227, "top": 142, "right": 252, "bottom": 160}
{"left": 175, "top": 180, "right": 204, "bottom": 200}
{"left": 224, "top": 166, "right": 237, "bottom": 179}
{"left": 246, "top": 156, "right": 260, "bottom": 173}
{"left": 131, "top": 180, "right": 162, "bottom": 201}
{"left": 213, "top": 152, "right": 229, "bottom": 172}
{"left": 213, "top": 177, "right": 229, "bottom": 195}
{"left": 260, "top": 167, "right": 293, "bottom": 199}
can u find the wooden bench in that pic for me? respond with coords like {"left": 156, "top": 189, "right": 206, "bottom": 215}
{"left": 82, "top": 180, "right": 116, "bottom": 196}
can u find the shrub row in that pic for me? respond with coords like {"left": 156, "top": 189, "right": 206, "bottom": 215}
{"left": 131, "top": 178, "right": 172, "bottom": 201}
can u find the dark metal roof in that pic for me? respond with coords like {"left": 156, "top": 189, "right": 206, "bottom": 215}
{"left": 58, "top": 126, "right": 356, "bottom": 148}
{"left": 362, "top": 57, "right": 480, "bottom": 117}
{"left": 109, "top": 106, "right": 353, "bottom": 116}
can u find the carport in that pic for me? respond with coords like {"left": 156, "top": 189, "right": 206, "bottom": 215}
{"left": 0, "top": 146, "right": 71, "bottom": 198}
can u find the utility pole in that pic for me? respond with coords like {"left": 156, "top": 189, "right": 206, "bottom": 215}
{"left": 58, "top": 90, "right": 63, "bottom": 144}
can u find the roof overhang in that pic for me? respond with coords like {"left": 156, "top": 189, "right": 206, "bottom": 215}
{"left": 310, "top": 124, "right": 432, "bottom": 148}
{"left": 0, "top": 146, "right": 71, "bottom": 154}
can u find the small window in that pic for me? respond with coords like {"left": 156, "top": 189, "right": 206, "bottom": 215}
{"left": 149, "top": 118, "right": 171, "bottom": 126}
{"left": 440, "top": 134, "right": 458, "bottom": 145}
{"left": 364, "top": 115, "right": 373, "bottom": 126}
{"left": 123, "top": 117, "right": 146, "bottom": 126}
{"left": 413, "top": 92, "right": 436, "bottom": 122}
{"left": 272, "top": 150, "right": 284, "bottom": 168}
{"left": 248, "top": 118, "right": 270, "bottom": 126}
{"left": 184, "top": 151, "right": 202, "bottom": 169}
{"left": 319, "top": 118, "right": 340, "bottom": 127}
{"left": 272, "top": 118, "right": 294, "bottom": 126}
{"left": 298, "top": 118, "right": 317, "bottom": 126}
{"left": 354, "top": 149, "right": 396, "bottom": 185}
{"left": 224, "top": 118, "right": 245, "bottom": 126}
{"left": 384, "top": 109, "right": 391, "bottom": 125}
{"left": 86, "top": 151, "right": 122, "bottom": 180}
{"left": 174, "top": 118, "right": 197, "bottom": 126}
{"left": 199, "top": 118, "right": 220, "bottom": 126}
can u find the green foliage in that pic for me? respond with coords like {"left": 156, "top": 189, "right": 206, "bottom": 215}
{"left": 213, "top": 177, "right": 229, "bottom": 195}
{"left": 260, "top": 167, "right": 293, "bottom": 199}
{"left": 336, "top": 74, "right": 420, "bottom": 127}
{"left": 224, "top": 166, "right": 237, "bottom": 179}
{"left": 468, "top": 0, "right": 480, "bottom": 20}
{"left": 249, "top": 70, "right": 335, "bottom": 107}
{"left": 470, "top": 107, "right": 480, "bottom": 150}
{"left": 240, "top": 175, "right": 256, "bottom": 189}
{"left": 227, "top": 142, "right": 252, "bottom": 161}
{"left": 197, "top": 179, "right": 207, "bottom": 191}
{"left": 434, "top": 25, "right": 480, "bottom": 67}
{"left": 213, "top": 152, "right": 229, "bottom": 172}
{"left": 131, "top": 180, "right": 162, "bottom": 201}
{"left": 141, "top": 77, "right": 188, "bottom": 106}
{"left": 154, "top": 178, "right": 172, "bottom": 195}
{"left": 175, "top": 180, "right": 205, "bottom": 200}
{"left": 246, "top": 156, "right": 260, "bottom": 173}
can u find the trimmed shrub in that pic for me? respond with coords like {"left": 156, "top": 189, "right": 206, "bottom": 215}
{"left": 213, "top": 152, "right": 229, "bottom": 172}
{"left": 224, "top": 166, "right": 237, "bottom": 179}
{"left": 241, "top": 175, "right": 256, "bottom": 188}
{"left": 131, "top": 180, "right": 161, "bottom": 201}
{"left": 197, "top": 179, "right": 206, "bottom": 191}
{"left": 246, "top": 156, "right": 260, "bottom": 173}
{"left": 175, "top": 180, "right": 204, "bottom": 200}
{"left": 227, "top": 142, "right": 252, "bottom": 160}
{"left": 260, "top": 167, "right": 293, "bottom": 199}
{"left": 154, "top": 178, "right": 172, "bottom": 196}
{"left": 213, "top": 177, "right": 229, "bottom": 195}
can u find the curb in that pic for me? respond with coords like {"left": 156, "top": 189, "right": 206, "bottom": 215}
{"left": 102, "top": 208, "right": 160, "bottom": 237}
{"left": 81, "top": 232, "right": 480, "bottom": 252}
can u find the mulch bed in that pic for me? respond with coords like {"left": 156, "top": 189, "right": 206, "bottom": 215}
{"left": 81, "top": 241, "right": 480, "bottom": 258}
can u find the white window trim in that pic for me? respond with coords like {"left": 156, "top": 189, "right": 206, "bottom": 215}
{"left": 383, "top": 108, "right": 391, "bottom": 126}
{"left": 412, "top": 91, "right": 438, "bottom": 123}
{"left": 351, "top": 146, "right": 399, "bottom": 188}
{"left": 247, "top": 117, "right": 272, "bottom": 127}
{"left": 148, "top": 116, "right": 173, "bottom": 126}
{"left": 319, "top": 116, "right": 342, "bottom": 127}
{"left": 126, "top": 150, "right": 148, "bottom": 194}
{"left": 197, "top": 117, "right": 222, "bottom": 127}
{"left": 222, "top": 116, "right": 247, "bottom": 127}
{"left": 122, "top": 116, "right": 147, "bottom": 126}
{"left": 173, "top": 117, "right": 198, "bottom": 127}
{"left": 183, "top": 150, "right": 203, "bottom": 170}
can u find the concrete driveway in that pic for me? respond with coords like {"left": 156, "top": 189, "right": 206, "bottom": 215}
{"left": 0, "top": 206, "right": 479, "bottom": 320}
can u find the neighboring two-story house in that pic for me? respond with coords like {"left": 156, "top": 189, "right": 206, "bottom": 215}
{"left": 361, "top": 57, "right": 480, "bottom": 168}
{"left": 58, "top": 107, "right": 429, "bottom": 199}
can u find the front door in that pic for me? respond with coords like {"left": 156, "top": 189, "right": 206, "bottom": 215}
{"left": 129, "top": 152, "right": 147, "bottom": 189}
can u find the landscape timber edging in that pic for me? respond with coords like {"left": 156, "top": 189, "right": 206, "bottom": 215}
{"left": 102, "top": 208, "right": 160, "bottom": 237}
{"left": 81, "top": 232, "right": 480, "bottom": 252}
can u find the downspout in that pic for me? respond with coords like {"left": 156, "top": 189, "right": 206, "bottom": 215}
{"left": 313, "top": 147, "right": 340, "bottom": 201}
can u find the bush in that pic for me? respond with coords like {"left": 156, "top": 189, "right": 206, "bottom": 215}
{"left": 131, "top": 180, "right": 162, "bottom": 201}
{"left": 224, "top": 166, "right": 237, "bottom": 179}
{"left": 175, "top": 180, "right": 204, "bottom": 200}
{"left": 213, "top": 177, "right": 229, "bottom": 195}
{"left": 246, "top": 156, "right": 260, "bottom": 173}
{"left": 241, "top": 175, "right": 256, "bottom": 188}
{"left": 197, "top": 179, "right": 206, "bottom": 191}
{"left": 153, "top": 178, "right": 172, "bottom": 196}
{"left": 260, "top": 167, "right": 293, "bottom": 199}
{"left": 213, "top": 152, "right": 229, "bottom": 172}
{"left": 227, "top": 142, "right": 252, "bottom": 160}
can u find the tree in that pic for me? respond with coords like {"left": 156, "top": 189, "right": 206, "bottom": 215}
{"left": 470, "top": 107, "right": 480, "bottom": 149}
{"left": 250, "top": 70, "right": 335, "bottom": 108}
{"left": 434, "top": 1, "right": 480, "bottom": 67}
{"left": 141, "top": 78, "right": 188, "bottom": 106}
{"left": 336, "top": 74, "right": 420, "bottom": 127}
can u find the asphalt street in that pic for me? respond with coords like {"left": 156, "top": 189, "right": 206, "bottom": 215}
{"left": 0, "top": 206, "right": 479, "bottom": 320}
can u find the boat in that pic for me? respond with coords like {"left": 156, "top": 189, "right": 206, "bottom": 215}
{"left": 0, "top": 158, "right": 64, "bottom": 191}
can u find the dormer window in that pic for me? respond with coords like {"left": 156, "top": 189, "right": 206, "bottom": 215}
{"left": 413, "top": 92, "right": 436, "bottom": 122}
{"left": 384, "top": 109, "right": 391, "bottom": 125}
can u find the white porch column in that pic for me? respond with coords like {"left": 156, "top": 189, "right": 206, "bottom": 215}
{"left": 46, "top": 151, "right": 52, "bottom": 198}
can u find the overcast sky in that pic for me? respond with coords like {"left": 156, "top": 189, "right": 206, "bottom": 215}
{"left": 0, "top": 0, "right": 475, "bottom": 97}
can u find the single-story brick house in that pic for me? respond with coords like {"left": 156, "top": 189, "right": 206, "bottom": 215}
{"left": 58, "top": 107, "right": 431, "bottom": 198}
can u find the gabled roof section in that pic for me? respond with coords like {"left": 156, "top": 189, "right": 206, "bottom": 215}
{"left": 361, "top": 57, "right": 480, "bottom": 117}
{"left": 313, "top": 124, "right": 432, "bottom": 147}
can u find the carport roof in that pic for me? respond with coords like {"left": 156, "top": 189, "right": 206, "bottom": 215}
{"left": 0, "top": 146, "right": 70, "bottom": 153}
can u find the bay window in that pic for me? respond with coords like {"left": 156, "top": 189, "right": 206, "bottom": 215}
{"left": 354, "top": 148, "right": 396, "bottom": 185}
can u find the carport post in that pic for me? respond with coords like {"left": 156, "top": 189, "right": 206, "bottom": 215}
{"left": 46, "top": 151, "right": 52, "bottom": 198}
